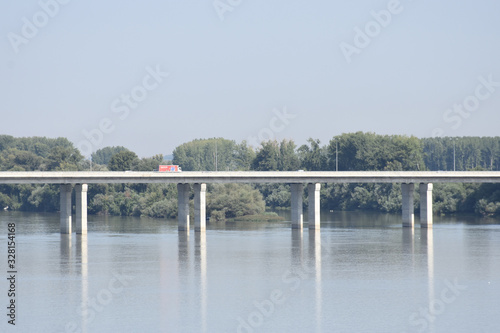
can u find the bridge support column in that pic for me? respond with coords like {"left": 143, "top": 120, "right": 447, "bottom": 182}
{"left": 419, "top": 183, "right": 433, "bottom": 228}
{"left": 402, "top": 183, "right": 415, "bottom": 227}
{"left": 75, "top": 184, "right": 88, "bottom": 234}
{"left": 60, "top": 184, "right": 72, "bottom": 234}
{"left": 291, "top": 184, "right": 303, "bottom": 229}
{"left": 194, "top": 183, "right": 206, "bottom": 232}
{"left": 308, "top": 183, "right": 321, "bottom": 230}
{"left": 178, "top": 183, "right": 190, "bottom": 231}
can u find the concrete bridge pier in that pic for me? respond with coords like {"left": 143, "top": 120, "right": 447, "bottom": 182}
{"left": 75, "top": 184, "right": 88, "bottom": 234}
{"left": 60, "top": 184, "right": 73, "bottom": 234}
{"left": 178, "top": 183, "right": 191, "bottom": 231}
{"left": 308, "top": 183, "right": 321, "bottom": 229}
{"left": 291, "top": 184, "right": 304, "bottom": 229}
{"left": 401, "top": 183, "right": 415, "bottom": 227}
{"left": 194, "top": 183, "right": 206, "bottom": 232}
{"left": 419, "top": 183, "right": 433, "bottom": 227}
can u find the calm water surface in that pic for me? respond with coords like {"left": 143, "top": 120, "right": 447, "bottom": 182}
{"left": 1, "top": 211, "right": 500, "bottom": 333}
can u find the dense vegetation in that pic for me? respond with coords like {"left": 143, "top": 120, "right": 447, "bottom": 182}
{"left": 1, "top": 133, "right": 499, "bottom": 219}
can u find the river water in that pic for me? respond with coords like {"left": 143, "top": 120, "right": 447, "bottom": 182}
{"left": 1, "top": 211, "right": 499, "bottom": 333}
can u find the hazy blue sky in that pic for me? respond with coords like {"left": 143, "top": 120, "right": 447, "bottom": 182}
{"left": 1, "top": 0, "right": 499, "bottom": 157}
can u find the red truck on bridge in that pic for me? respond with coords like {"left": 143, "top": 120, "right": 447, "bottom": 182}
{"left": 158, "top": 165, "right": 182, "bottom": 172}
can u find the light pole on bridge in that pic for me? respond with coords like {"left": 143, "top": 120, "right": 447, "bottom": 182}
{"left": 453, "top": 138, "right": 457, "bottom": 171}
{"left": 336, "top": 141, "right": 338, "bottom": 172}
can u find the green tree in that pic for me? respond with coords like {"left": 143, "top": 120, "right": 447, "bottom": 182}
{"left": 278, "top": 139, "right": 300, "bottom": 171}
{"left": 46, "top": 145, "right": 83, "bottom": 171}
{"left": 173, "top": 138, "right": 253, "bottom": 171}
{"left": 256, "top": 183, "right": 291, "bottom": 208}
{"left": 433, "top": 183, "right": 467, "bottom": 214}
{"left": 233, "top": 141, "right": 255, "bottom": 171}
{"left": 298, "top": 138, "right": 328, "bottom": 170}
{"left": 89, "top": 193, "right": 116, "bottom": 215}
{"left": 422, "top": 137, "right": 500, "bottom": 171}
{"left": 0, "top": 135, "right": 15, "bottom": 152}
{"left": 1, "top": 149, "right": 41, "bottom": 171}
{"left": 326, "top": 132, "right": 424, "bottom": 171}
{"left": 27, "top": 185, "right": 59, "bottom": 211}
{"left": 252, "top": 140, "right": 279, "bottom": 171}
{"left": 92, "top": 146, "right": 130, "bottom": 165}
{"left": 252, "top": 139, "right": 300, "bottom": 171}
{"left": 132, "top": 154, "right": 164, "bottom": 171}
{"left": 108, "top": 151, "right": 139, "bottom": 171}
{"left": 207, "top": 183, "right": 266, "bottom": 220}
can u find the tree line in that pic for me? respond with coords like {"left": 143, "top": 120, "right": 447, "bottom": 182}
{"left": 0, "top": 133, "right": 499, "bottom": 218}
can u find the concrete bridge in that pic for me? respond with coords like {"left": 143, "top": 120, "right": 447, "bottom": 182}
{"left": 1, "top": 171, "right": 500, "bottom": 233}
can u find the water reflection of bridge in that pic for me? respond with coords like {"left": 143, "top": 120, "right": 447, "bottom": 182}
{"left": 176, "top": 228, "right": 323, "bottom": 332}
{"left": 56, "top": 223, "right": 440, "bottom": 332}
{"left": 2, "top": 171, "right": 500, "bottom": 233}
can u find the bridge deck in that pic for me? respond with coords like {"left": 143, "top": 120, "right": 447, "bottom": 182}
{"left": 0, "top": 171, "right": 500, "bottom": 184}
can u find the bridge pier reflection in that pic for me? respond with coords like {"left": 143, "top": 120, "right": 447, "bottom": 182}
{"left": 290, "top": 229, "right": 323, "bottom": 332}
{"left": 308, "top": 229, "right": 322, "bottom": 332}
{"left": 177, "top": 230, "right": 207, "bottom": 332}
{"left": 195, "top": 231, "right": 207, "bottom": 333}
{"left": 421, "top": 227, "right": 435, "bottom": 332}
{"left": 76, "top": 234, "right": 89, "bottom": 333}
